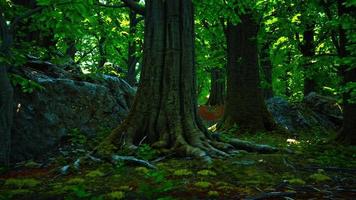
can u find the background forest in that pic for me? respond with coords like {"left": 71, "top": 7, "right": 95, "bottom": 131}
{"left": 0, "top": 0, "right": 355, "bottom": 199}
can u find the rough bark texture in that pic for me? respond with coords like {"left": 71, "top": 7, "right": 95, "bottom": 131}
{"left": 260, "top": 43, "right": 273, "bottom": 99}
{"left": 336, "top": 0, "right": 356, "bottom": 145}
{"left": 300, "top": 23, "right": 316, "bottom": 96}
{"left": 219, "top": 14, "right": 277, "bottom": 132}
{"left": 100, "top": 0, "right": 230, "bottom": 158}
{"left": 206, "top": 68, "right": 225, "bottom": 106}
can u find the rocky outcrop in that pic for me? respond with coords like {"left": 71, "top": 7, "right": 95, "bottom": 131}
{"left": 11, "top": 62, "right": 135, "bottom": 162}
{"left": 266, "top": 93, "right": 342, "bottom": 133}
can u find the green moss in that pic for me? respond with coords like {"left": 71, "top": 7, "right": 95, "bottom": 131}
{"left": 197, "top": 169, "right": 217, "bottom": 176}
{"left": 309, "top": 173, "right": 332, "bottom": 182}
{"left": 66, "top": 177, "right": 85, "bottom": 184}
{"left": 107, "top": 191, "right": 125, "bottom": 199}
{"left": 194, "top": 181, "right": 212, "bottom": 188}
{"left": 4, "top": 178, "right": 40, "bottom": 189}
{"left": 288, "top": 178, "right": 306, "bottom": 185}
{"left": 208, "top": 190, "right": 219, "bottom": 197}
{"left": 173, "top": 169, "right": 193, "bottom": 176}
{"left": 86, "top": 170, "right": 105, "bottom": 178}
{"left": 135, "top": 167, "right": 149, "bottom": 174}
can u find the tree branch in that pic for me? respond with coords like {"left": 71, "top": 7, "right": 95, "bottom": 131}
{"left": 121, "top": 0, "right": 145, "bottom": 16}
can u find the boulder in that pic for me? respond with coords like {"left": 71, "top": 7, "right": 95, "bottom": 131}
{"left": 11, "top": 64, "right": 135, "bottom": 162}
{"left": 266, "top": 94, "right": 342, "bottom": 133}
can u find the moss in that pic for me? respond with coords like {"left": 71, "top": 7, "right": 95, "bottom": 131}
{"left": 85, "top": 170, "right": 104, "bottom": 178}
{"left": 135, "top": 167, "right": 149, "bottom": 174}
{"left": 4, "top": 178, "right": 40, "bottom": 189}
{"left": 173, "top": 169, "right": 193, "bottom": 176}
{"left": 107, "top": 191, "right": 125, "bottom": 199}
{"left": 309, "top": 173, "right": 332, "bottom": 182}
{"left": 197, "top": 169, "right": 217, "bottom": 176}
{"left": 119, "top": 186, "right": 133, "bottom": 191}
{"left": 66, "top": 178, "right": 85, "bottom": 185}
{"left": 288, "top": 178, "right": 306, "bottom": 185}
{"left": 208, "top": 190, "right": 219, "bottom": 197}
{"left": 6, "top": 189, "right": 32, "bottom": 198}
{"left": 194, "top": 181, "right": 212, "bottom": 188}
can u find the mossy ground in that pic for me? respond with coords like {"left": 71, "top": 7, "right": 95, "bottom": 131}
{"left": 0, "top": 129, "right": 355, "bottom": 200}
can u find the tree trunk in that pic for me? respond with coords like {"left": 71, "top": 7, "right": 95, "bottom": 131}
{"left": 0, "top": 66, "right": 13, "bottom": 166}
{"left": 0, "top": 8, "right": 14, "bottom": 166}
{"left": 98, "top": 36, "right": 107, "bottom": 68}
{"left": 260, "top": 43, "right": 273, "bottom": 99}
{"left": 219, "top": 14, "right": 277, "bottom": 132}
{"left": 300, "top": 23, "right": 316, "bottom": 96}
{"left": 336, "top": 0, "right": 356, "bottom": 145}
{"left": 206, "top": 68, "right": 225, "bottom": 106}
{"left": 126, "top": 2, "right": 140, "bottom": 86}
{"left": 65, "top": 39, "right": 77, "bottom": 61}
{"left": 99, "top": 0, "right": 230, "bottom": 159}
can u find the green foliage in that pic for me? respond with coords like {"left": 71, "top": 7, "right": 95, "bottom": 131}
{"left": 136, "top": 144, "right": 158, "bottom": 161}
{"left": 69, "top": 128, "right": 87, "bottom": 146}
{"left": 10, "top": 74, "right": 44, "bottom": 93}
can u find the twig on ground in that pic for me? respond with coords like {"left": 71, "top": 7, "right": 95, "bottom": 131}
{"left": 244, "top": 191, "right": 297, "bottom": 200}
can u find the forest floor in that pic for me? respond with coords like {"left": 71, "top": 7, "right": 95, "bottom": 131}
{"left": 1, "top": 109, "right": 356, "bottom": 200}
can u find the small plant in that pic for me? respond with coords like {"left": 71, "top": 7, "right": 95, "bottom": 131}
{"left": 136, "top": 144, "right": 158, "bottom": 160}
{"left": 69, "top": 128, "right": 87, "bottom": 146}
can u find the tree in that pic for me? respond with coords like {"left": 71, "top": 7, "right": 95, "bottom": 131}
{"left": 335, "top": 0, "right": 356, "bottom": 144}
{"left": 219, "top": 12, "right": 277, "bottom": 132}
{"left": 206, "top": 68, "right": 225, "bottom": 106}
{"left": 99, "top": 0, "right": 230, "bottom": 159}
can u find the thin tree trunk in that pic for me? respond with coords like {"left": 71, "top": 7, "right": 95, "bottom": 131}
{"left": 0, "top": 66, "right": 13, "bottom": 166}
{"left": 126, "top": 1, "right": 140, "bottom": 86}
{"left": 219, "top": 14, "right": 277, "bottom": 132}
{"left": 336, "top": 0, "right": 356, "bottom": 145}
{"left": 260, "top": 43, "right": 273, "bottom": 99}
{"left": 98, "top": 0, "right": 231, "bottom": 159}
{"left": 0, "top": 8, "right": 14, "bottom": 166}
{"left": 206, "top": 68, "right": 225, "bottom": 106}
{"left": 300, "top": 23, "right": 316, "bottom": 96}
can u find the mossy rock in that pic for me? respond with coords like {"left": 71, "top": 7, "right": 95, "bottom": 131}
{"left": 208, "top": 190, "right": 219, "bottom": 197}
{"left": 194, "top": 181, "right": 212, "bottom": 188}
{"left": 197, "top": 169, "right": 217, "bottom": 176}
{"left": 288, "top": 178, "right": 306, "bottom": 185}
{"left": 309, "top": 173, "right": 332, "bottom": 182}
{"left": 107, "top": 191, "right": 125, "bottom": 199}
{"left": 85, "top": 170, "right": 104, "bottom": 178}
{"left": 173, "top": 169, "right": 193, "bottom": 176}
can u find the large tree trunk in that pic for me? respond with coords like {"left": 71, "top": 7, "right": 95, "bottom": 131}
{"left": 336, "top": 0, "right": 356, "bottom": 145}
{"left": 99, "top": 0, "right": 230, "bottom": 159}
{"left": 206, "top": 68, "right": 225, "bottom": 106}
{"left": 260, "top": 43, "right": 273, "bottom": 99}
{"left": 300, "top": 23, "right": 316, "bottom": 96}
{"left": 219, "top": 14, "right": 277, "bottom": 132}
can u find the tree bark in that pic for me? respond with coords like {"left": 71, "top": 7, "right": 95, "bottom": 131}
{"left": 260, "top": 43, "right": 273, "bottom": 99}
{"left": 219, "top": 14, "right": 277, "bottom": 132}
{"left": 99, "top": 0, "right": 230, "bottom": 159}
{"left": 336, "top": 0, "right": 356, "bottom": 145}
{"left": 206, "top": 68, "right": 225, "bottom": 106}
{"left": 0, "top": 8, "right": 14, "bottom": 166}
{"left": 0, "top": 66, "right": 13, "bottom": 166}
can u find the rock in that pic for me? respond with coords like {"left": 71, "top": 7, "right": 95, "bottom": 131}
{"left": 11, "top": 65, "right": 135, "bottom": 162}
{"left": 266, "top": 95, "right": 342, "bottom": 133}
